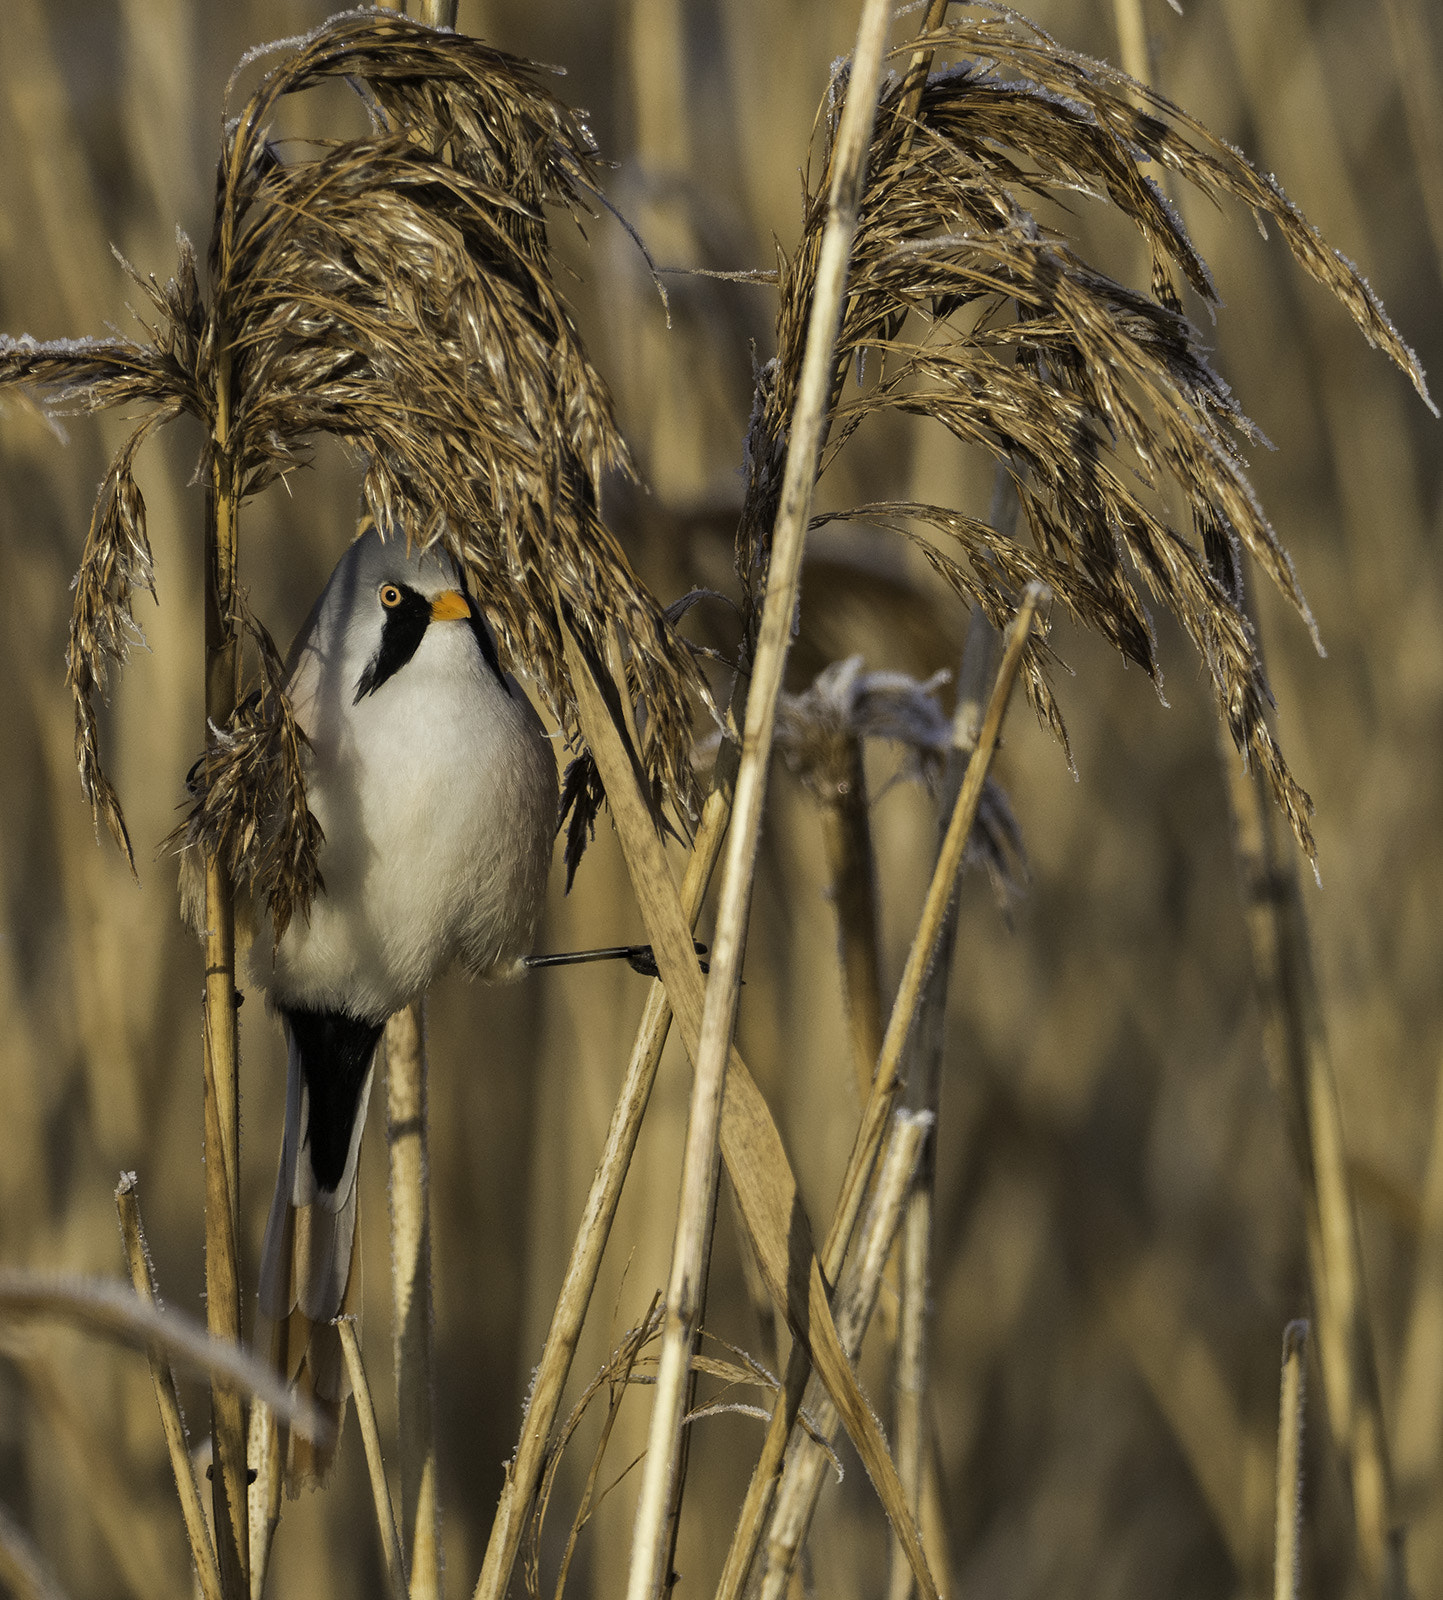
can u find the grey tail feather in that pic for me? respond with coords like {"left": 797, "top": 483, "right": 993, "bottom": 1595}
{"left": 259, "top": 1027, "right": 376, "bottom": 1330}
{"left": 257, "top": 1022, "right": 378, "bottom": 1488}
{"left": 258, "top": 1209, "right": 365, "bottom": 1493}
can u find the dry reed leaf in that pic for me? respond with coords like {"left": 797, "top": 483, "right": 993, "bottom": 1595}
{"left": 0, "top": 1269, "right": 325, "bottom": 1435}
{"left": 527, "top": 1299, "right": 662, "bottom": 1600}
{"left": 737, "top": 4, "right": 1433, "bottom": 861}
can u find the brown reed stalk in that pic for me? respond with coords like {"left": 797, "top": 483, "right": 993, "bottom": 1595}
{"left": 778, "top": 644, "right": 1013, "bottom": 1600}
{"left": 817, "top": 730, "right": 886, "bottom": 1103}
{"left": 758, "top": 1110, "right": 931, "bottom": 1600}
{"left": 624, "top": 3, "right": 896, "bottom": 1591}
{"left": 715, "top": 590, "right": 1041, "bottom": 1600}
{"left": 1275, "top": 1320, "right": 1309, "bottom": 1600}
{"left": 1219, "top": 702, "right": 1401, "bottom": 1590}
{"left": 1393, "top": 1045, "right": 1443, "bottom": 1499}
{"left": 247, "top": 1402, "right": 281, "bottom": 1600}
{"left": 547, "top": 1304, "right": 661, "bottom": 1600}
{"left": 884, "top": 511, "right": 1007, "bottom": 1600}
{"left": 1106, "top": 15, "right": 1405, "bottom": 1584}
{"left": 473, "top": 756, "right": 735, "bottom": 1600}
{"left": 560, "top": 619, "right": 939, "bottom": 1600}
{"left": 202, "top": 324, "right": 248, "bottom": 1600}
{"left": 338, "top": 1317, "right": 409, "bottom": 1600}
{"left": 114, "top": 1175, "right": 225, "bottom": 1600}
{"left": 1381, "top": 0, "right": 1443, "bottom": 285}
{"left": 374, "top": 4, "right": 459, "bottom": 32}
{"left": 1110, "top": 0, "right": 1152, "bottom": 86}
{"left": 827, "top": 592, "right": 1039, "bottom": 1286}
{"left": 894, "top": 0, "right": 953, "bottom": 139}
{"left": 775, "top": 599, "right": 1015, "bottom": 1600}
{"left": 385, "top": 1000, "right": 442, "bottom": 1600}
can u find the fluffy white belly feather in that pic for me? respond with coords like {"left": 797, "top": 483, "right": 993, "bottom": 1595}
{"left": 262, "top": 618, "right": 555, "bottom": 1020}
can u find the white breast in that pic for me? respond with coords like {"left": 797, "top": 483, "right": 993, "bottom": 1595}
{"left": 261, "top": 615, "right": 556, "bottom": 1021}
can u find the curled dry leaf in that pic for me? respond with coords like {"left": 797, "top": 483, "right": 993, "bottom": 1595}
{"left": 776, "top": 655, "right": 1026, "bottom": 901}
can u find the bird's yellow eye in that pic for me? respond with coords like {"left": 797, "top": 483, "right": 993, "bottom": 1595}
{"left": 379, "top": 584, "right": 403, "bottom": 609}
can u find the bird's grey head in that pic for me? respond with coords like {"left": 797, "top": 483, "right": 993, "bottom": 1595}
{"left": 293, "top": 529, "right": 501, "bottom": 709}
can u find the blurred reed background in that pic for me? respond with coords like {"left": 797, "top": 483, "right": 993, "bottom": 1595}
{"left": 0, "top": 1, "right": 1440, "bottom": 1597}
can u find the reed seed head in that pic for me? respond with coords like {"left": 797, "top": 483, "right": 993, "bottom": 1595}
{"left": 740, "top": 7, "right": 1432, "bottom": 861}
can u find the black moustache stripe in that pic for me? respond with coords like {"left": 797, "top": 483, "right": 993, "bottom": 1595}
{"left": 354, "top": 582, "right": 508, "bottom": 701}
{"left": 355, "top": 584, "right": 432, "bottom": 701}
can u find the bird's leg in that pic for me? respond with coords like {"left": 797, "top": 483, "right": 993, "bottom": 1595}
{"left": 525, "top": 941, "right": 710, "bottom": 977}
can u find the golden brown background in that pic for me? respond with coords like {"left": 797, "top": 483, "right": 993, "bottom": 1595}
{"left": 0, "top": 0, "right": 1440, "bottom": 1596}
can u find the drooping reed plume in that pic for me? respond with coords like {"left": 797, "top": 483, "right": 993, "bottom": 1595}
{"left": 739, "top": 8, "right": 1431, "bottom": 859}
{"left": 0, "top": 11, "right": 713, "bottom": 935}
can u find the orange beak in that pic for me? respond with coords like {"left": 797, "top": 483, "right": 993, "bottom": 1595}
{"left": 430, "top": 589, "right": 470, "bottom": 623}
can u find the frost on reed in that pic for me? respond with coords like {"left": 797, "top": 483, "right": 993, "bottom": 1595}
{"left": 739, "top": 9, "right": 1431, "bottom": 859}
{"left": 0, "top": 10, "right": 710, "bottom": 936}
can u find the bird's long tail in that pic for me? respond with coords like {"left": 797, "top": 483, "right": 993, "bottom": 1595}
{"left": 258, "top": 1009, "right": 382, "bottom": 1489}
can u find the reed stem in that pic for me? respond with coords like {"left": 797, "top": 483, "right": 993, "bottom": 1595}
{"left": 339, "top": 1318, "right": 409, "bottom": 1600}
{"left": 886, "top": 600, "right": 997, "bottom": 1600}
{"left": 1274, "top": 1320, "right": 1308, "bottom": 1600}
{"left": 202, "top": 340, "right": 248, "bottom": 1600}
{"left": 715, "top": 590, "right": 1041, "bottom": 1600}
{"left": 1220, "top": 708, "right": 1399, "bottom": 1589}
{"left": 114, "top": 1175, "right": 224, "bottom": 1600}
{"left": 818, "top": 734, "right": 886, "bottom": 1103}
{"left": 562, "top": 625, "right": 940, "bottom": 1600}
{"left": 1380, "top": 0, "right": 1443, "bottom": 288}
{"left": 623, "top": 5, "right": 896, "bottom": 1594}
{"left": 472, "top": 768, "right": 735, "bottom": 1600}
{"left": 828, "top": 592, "right": 1038, "bottom": 1279}
{"left": 246, "top": 1404, "right": 281, "bottom": 1600}
{"left": 895, "top": 0, "right": 953, "bottom": 143}
{"left": 386, "top": 999, "right": 441, "bottom": 1600}
{"left": 758, "top": 1111, "right": 931, "bottom": 1600}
